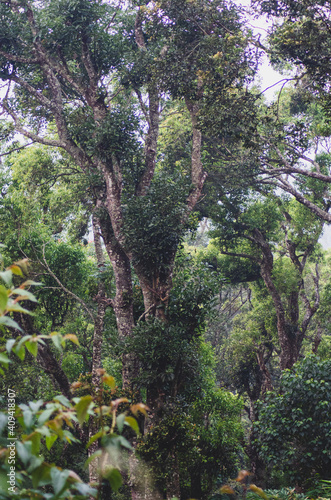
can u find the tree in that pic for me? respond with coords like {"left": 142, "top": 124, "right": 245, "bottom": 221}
{"left": 0, "top": 148, "right": 118, "bottom": 483}
{"left": 0, "top": 0, "right": 255, "bottom": 382}
{"left": 208, "top": 188, "right": 324, "bottom": 371}
{"left": 0, "top": 2, "right": 257, "bottom": 495}
{"left": 255, "top": 0, "right": 331, "bottom": 93}
{"left": 247, "top": 1, "right": 331, "bottom": 222}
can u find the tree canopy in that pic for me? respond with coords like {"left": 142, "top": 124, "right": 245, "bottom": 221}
{"left": 0, "top": 0, "right": 331, "bottom": 499}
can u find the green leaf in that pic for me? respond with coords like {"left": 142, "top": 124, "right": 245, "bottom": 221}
{"left": 63, "top": 333, "right": 79, "bottom": 345}
{"left": 103, "top": 467, "right": 122, "bottom": 492}
{"left": 25, "top": 339, "right": 38, "bottom": 357}
{"left": 87, "top": 429, "right": 103, "bottom": 448}
{"left": 36, "top": 425, "right": 51, "bottom": 437}
{"left": 116, "top": 413, "right": 125, "bottom": 434}
{"left": 31, "top": 463, "right": 52, "bottom": 488}
{"left": 46, "top": 434, "right": 58, "bottom": 450}
{"left": 54, "top": 394, "right": 71, "bottom": 408}
{"left": 13, "top": 259, "right": 29, "bottom": 275}
{"left": 16, "top": 335, "right": 32, "bottom": 351}
{"left": 24, "top": 280, "right": 43, "bottom": 286}
{"left": 51, "top": 468, "right": 70, "bottom": 496}
{"left": 51, "top": 333, "right": 64, "bottom": 351}
{"left": 0, "top": 353, "right": 11, "bottom": 366}
{"left": 84, "top": 449, "right": 102, "bottom": 468}
{"left": 23, "top": 409, "right": 34, "bottom": 429}
{"left": 14, "top": 343, "right": 25, "bottom": 360}
{"left": 75, "top": 483, "right": 98, "bottom": 498}
{"left": 0, "top": 270, "right": 12, "bottom": 286}
{"left": 0, "top": 414, "right": 7, "bottom": 435}
{"left": 13, "top": 335, "right": 32, "bottom": 359}
{"left": 124, "top": 416, "right": 140, "bottom": 435}
{"left": 118, "top": 435, "right": 132, "bottom": 450}
{"left": 29, "top": 400, "right": 43, "bottom": 412}
{"left": 6, "top": 302, "right": 33, "bottom": 314}
{"left": 105, "top": 435, "right": 132, "bottom": 451}
{"left": 0, "top": 316, "right": 22, "bottom": 332}
{"left": 75, "top": 395, "right": 93, "bottom": 426}
{"left": 8, "top": 265, "right": 23, "bottom": 277}
{"left": 11, "top": 288, "right": 38, "bottom": 302}
{"left": 30, "top": 432, "right": 41, "bottom": 455}
{"left": 6, "top": 338, "right": 16, "bottom": 354}
{"left": 0, "top": 285, "right": 8, "bottom": 313}
{"left": 16, "top": 441, "right": 32, "bottom": 466}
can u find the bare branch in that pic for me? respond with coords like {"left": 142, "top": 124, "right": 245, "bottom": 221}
{"left": 41, "top": 244, "right": 95, "bottom": 323}
{"left": 5, "top": 72, "right": 54, "bottom": 109}
{"left": 276, "top": 176, "right": 331, "bottom": 222}
{"left": 0, "top": 141, "right": 34, "bottom": 157}
{"left": 2, "top": 102, "right": 65, "bottom": 147}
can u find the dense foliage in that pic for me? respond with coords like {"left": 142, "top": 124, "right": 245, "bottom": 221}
{"left": 254, "top": 357, "right": 331, "bottom": 486}
{"left": 0, "top": 0, "right": 331, "bottom": 499}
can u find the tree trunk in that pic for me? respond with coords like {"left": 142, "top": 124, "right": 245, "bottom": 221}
{"left": 166, "top": 450, "right": 181, "bottom": 500}
{"left": 246, "top": 439, "right": 266, "bottom": 488}
{"left": 253, "top": 228, "right": 301, "bottom": 370}
{"left": 97, "top": 209, "right": 137, "bottom": 387}
{"left": 190, "top": 466, "right": 202, "bottom": 500}
{"left": 88, "top": 213, "right": 108, "bottom": 485}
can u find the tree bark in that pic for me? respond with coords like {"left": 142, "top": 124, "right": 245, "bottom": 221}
{"left": 88, "top": 213, "right": 108, "bottom": 485}
{"left": 97, "top": 210, "right": 136, "bottom": 387}
{"left": 166, "top": 450, "right": 181, "bottom": 500}
{"left": 190, "top": 465, "right": 202, "bottom": 500}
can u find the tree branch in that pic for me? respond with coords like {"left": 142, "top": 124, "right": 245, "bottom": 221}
{"left": 220, "top": 249, "right": 259, "bottom": 262}
{"left": 40, "top": 244, "right": 95, "bottom": 323}
{"left": 2, "top": 102, "right": 65, "bottom": 147}
{"left": 0, "top": 50, "right": 38, "bottom": 64}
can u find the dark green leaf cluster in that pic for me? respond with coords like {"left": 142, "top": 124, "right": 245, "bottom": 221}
{"left": 136, "top": 353, "right": 244, "bottom": 499}
{"left": 127, "top": 319, "right": 200, "bottom": 394}
{"left": 126, "top": 254, "right": 222, "bottom": 394}
{"left": 123, "top": 171, "right": 191, "bottom": 279}
{"left": 123, "top": 0, "right": 257, "bottom": 100}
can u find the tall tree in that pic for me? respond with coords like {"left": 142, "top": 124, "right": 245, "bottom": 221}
{"left": 0, "top": 0, "right": 255, "bottom": 387}
{"left": 210, "top": 192, "right": 323, "bottom": 370}
{"left": 0, "top": 0, "right": 256, "bottom": 496}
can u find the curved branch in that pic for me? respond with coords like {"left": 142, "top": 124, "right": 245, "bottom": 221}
{"left": 2, "top": 102, "right": 65, "bottom": 147}
{"left": 276, "top": 176, "right": 331, "bottom": 222}
{"left": 5, "top": 72, "right": 54, "bottom": 109}
{"left": 41, "top": 244, "right": 95, "bottom": 323}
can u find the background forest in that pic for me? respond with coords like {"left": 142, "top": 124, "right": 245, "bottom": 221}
{"left": 0, "top": 0, "right": 330, "bottom": 499}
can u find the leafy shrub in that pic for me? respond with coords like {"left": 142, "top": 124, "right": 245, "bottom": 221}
{"left": 0, "top": 257, "right": 142, "bottom": 498}
{"left": 253, "top": 356, "right": 331, "bottom": 486}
